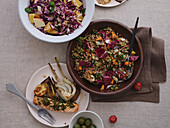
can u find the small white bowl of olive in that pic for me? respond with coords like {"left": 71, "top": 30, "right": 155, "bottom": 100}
{"left": 69, "top": 110, "right": 104, "bottom": 128}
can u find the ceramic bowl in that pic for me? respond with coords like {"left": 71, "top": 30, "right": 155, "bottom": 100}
{"left": 66, "top": 19, "right": 143, "bottom": 96}
{"left": 69, "top": 110, "right": 104, "bottom": 128}
{"left": 18, "top": 0, "right": 95, "bottom": 43}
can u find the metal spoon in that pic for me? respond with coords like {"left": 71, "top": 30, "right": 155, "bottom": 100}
{"left": 118, "top": 17, "right": 139, "bottom": 83}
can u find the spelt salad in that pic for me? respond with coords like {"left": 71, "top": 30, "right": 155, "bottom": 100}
{"left": 25, "top": 0, "right": 85, "bottom": 35}
{"left": 72, "top": 27, "right": 139, "bottom": 91}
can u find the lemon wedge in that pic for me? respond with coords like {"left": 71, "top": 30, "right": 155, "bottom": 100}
{"left": 33, "top": 18, "right": 45, "bottom": 28}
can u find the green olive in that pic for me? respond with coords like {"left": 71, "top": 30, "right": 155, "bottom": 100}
{"left": 85, "top": 118, "right": 92, "bottom": 126}
{"left": 82, "top": 125, "right": 87, "bottom": 128}
{"left": 73, "top": 123, "right": 81, "bottom": 128}
{"left": 89, "top": 124, "right": 96, "bottom": 128}
{"left": 77, "top": 117, "right": 85, "bottom": 125}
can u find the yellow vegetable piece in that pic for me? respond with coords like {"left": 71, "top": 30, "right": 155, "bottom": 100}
{"left": 131, "top": 51, "right": 136, "bottom": 55}
{"left": 29, "top": 14, "right": 35, "bottom": 24}
{"left": 72, "top": 0, "right": 82, "bottom": 7}
{"left": 75, "top": 11, "right": 83, "bottom": 21}
{"left": 49, "top": 29, "right": 58, "bottom": 34}
{"left": 44, "top": 22, "right": 58, "bottom": 34}
{"left": 44, "top": 22, "right": 52, "bottom": 33}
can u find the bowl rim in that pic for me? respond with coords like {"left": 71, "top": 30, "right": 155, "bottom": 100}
{"left": 18, "top": 0, "right": 95, "bottom": 43}
{"left": 67, "top": 19, "right": 143, "bottom": 96}
{"left": 69, "top": 110, "right": 104, "bottom": 128}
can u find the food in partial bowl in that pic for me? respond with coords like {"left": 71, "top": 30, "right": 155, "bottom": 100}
{"left": 18, "top": 0, "right": 95, "bottom": 43}
{"left": 69, "top": 110, "right": 104, "bottom": 128}
{"left": 67, "top": 19, "right": 143, "bottom": 95}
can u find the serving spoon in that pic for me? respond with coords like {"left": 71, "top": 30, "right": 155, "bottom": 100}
{"left": 118, "top": 17, "right": 139, "bottom": 83}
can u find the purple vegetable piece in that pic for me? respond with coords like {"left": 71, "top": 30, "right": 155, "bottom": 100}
{"left": 96, "top": 79, "right": 104, "bottom": 85}
{"left": 85, "top": 41, "right": 91, "bottom": 49}
{"left": 104, "top": 71, "right": 116, "bottom": 76}
{"left": 95, "top": 48, "right": 107, "bottom": 59}
{"left": 79, "top": 61, "right": 92, "bottom": 67}
{"left": 108, "top": 41, "right": 117, "bottom": 49}
{"left": 116, "top": 71, "right": 124, "bottom": 75}
{"left": 130, "top": 56, "right": 139, "bottom": 61}
{"left": 103, "top": 76, "right": 112, "bottom": 86}
{"left": 98, "top": 31, "right": 106, "bottom": 38}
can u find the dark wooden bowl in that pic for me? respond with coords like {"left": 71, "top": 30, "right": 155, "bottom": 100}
{"left": 66, "top": 19, "right": 143, "bottom": 96}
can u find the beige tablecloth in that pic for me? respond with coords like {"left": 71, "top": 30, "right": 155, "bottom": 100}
{"left": 0, "top": 0, "right": 170, "bottom": 128}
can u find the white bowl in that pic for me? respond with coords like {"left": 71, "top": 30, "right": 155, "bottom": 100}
{"left": 18, "top": 0, "right": 95, "bottom": 43}
{"left": 69, "top": 110, "right": 104, "bottom": 128}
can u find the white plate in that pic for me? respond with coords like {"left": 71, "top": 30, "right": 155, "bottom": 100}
{"left": 95, "top": 0, "right": 127, "bottom": 7}
{"left": 26, "top": 63, "right": 89, "bottom": 127}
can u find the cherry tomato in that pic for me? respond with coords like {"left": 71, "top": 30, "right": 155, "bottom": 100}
{"left": 109, "top": 115, "right": 117, "bottom": 123}
{"left": 133, "top": 82, "right": 142, "bottom": 90}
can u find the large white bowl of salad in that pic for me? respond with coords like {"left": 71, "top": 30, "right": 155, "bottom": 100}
{"left": 18, "top": 0, "right": 95, "bottom": 43}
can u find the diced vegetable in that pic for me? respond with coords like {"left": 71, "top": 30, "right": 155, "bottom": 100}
{"left": 41, "top": 77, "right": 55, "bottom": 97}
{"left": 34, "top": 83, "right": 47, "bottom": 96}
{"left": 48, "top": 57, "right": 76, "bottom": 101}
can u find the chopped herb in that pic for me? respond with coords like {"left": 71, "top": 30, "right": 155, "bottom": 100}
{"left": 51, "top": 6, "right": 55, "bottom": 13}
{"left": 80, "top": 8, "right": 86, "bottom": 14}
{"left": 42, "top": 97, "right": 50, "bottom": 106}
{"left": 49, "top": 1, "right": 55, "bottom": 6}
{"left": 25, "top": 8, "right": 32, "bottom": 13}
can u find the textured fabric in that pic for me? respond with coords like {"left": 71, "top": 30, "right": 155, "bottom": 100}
{"left": 91, "top": 27, "right": 166, "bottom": 103}
{"left": 0, "top": 0, "right": 170, "bottom": 128}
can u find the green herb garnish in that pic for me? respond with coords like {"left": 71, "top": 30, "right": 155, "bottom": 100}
{"left": 25, "top": 7, "right": 32, "bottom": 13}
{"left": 49, "top": 1, "right": 55, "bottom": 6}
{"left": 80, "top": 8, "right": 86, "bottom": 14}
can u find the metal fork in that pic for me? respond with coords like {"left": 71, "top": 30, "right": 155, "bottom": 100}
{"left": 6, "top": 83, "right": 56, "bottom": 125}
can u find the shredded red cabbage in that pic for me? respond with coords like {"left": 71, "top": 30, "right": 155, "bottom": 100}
{"left": 26, "top": 0, "right": 85, "bottom": 35}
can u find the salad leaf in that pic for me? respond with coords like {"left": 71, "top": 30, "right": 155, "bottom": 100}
{"left": 80, "top": 8, "right": 86, "bottom": 14}
{"left": 25, "top": 8, "right": 32, "bottom": 13}
{"left": 94, "top": 48, "right": 107, "bottom": 59}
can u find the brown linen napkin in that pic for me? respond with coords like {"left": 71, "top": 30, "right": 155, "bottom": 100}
{"left": 91, "top": 27, "right": 166, "bottom": 103}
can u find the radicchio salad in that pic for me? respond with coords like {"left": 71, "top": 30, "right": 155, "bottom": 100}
{"left": 72, "top": 27, "right": 139, "bottom": 91}
{"left": 25, "top": 0, "right": 85, "bottom": 35}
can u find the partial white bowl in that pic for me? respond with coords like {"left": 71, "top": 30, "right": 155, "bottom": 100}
{"left": 18, "top": 0, "right": 95, "bottom": 43}
{"left": 69, "top": 110, "right": 104, "bottom": 128}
